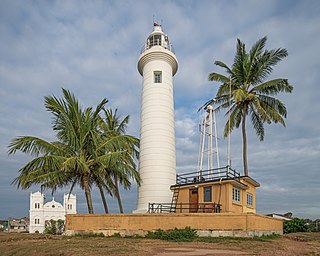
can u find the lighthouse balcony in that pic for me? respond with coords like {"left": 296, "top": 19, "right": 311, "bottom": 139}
{"left": 140, "top": 40, "right": 175, "bottom": 54}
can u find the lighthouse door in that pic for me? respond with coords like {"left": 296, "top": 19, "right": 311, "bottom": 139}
{"left": 189, "top": 189, "right": 198, "bottom": 213}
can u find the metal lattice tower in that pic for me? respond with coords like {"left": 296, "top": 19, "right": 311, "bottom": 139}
{"left": 198, "top": 104, "right": 220, "bottom": 177}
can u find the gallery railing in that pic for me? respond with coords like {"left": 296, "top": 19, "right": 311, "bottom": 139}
{"left": 148, "top": 202, "right": 222, "bottom": 214}
{"left": 175, "top": 165, "right": 240, "bottom": 186}
{"left": 141, "top": 40, "right": 175, "bottom": 54}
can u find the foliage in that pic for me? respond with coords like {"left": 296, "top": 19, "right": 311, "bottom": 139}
{"left": 73, "top": 232, "right": 105, "bottom": 238}
{"left": 304, "top": 219, "right": 320, "bottom": 232}
{"left": 44, "top": 219, "right": 64, "bottom": 235}
{"left": 146, "top": 227, "right": 198, "bottom": 242}
{"left": 110, "top": 233, "right": 143, "bottom": 239}
{"left": 97, "top": 108, "right": 140, "bottom": 213}
{"left": 8, "top": 88, "right": 140, "bottom": 214}
{"left": 284, "top": 218, "right": 307, "bottom": 233}
{"left": 204, "top": 36, "right": 293, "bottom": 176}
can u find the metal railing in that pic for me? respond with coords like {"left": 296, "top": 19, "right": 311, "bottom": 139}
{"left": 140, "top": 40, "right": 175, "bottom": 54}
{"left": 148, "top": 202, "right": 222, "bottom": 214}
{"left": 175, "top": 165, "right": 240, "bottom": 186}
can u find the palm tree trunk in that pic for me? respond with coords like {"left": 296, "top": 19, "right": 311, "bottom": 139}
{"left": 114, "top": 176, "right": 124, "bottom": 213}
{"left": 98, "top": 183, "right": 109, "bottom": 213}
{"left": 242, "top": 106, "right": 249, "bottom": 176}
{"left": 82, "top": 175, "right": 94, "bottom": 214}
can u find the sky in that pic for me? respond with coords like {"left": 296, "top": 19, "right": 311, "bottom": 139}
{"left": 0, "top": 0, "right": 319, "bottom": 220}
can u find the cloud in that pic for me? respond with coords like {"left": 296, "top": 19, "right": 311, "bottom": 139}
{"left": 0, "top": 0, "right": 319, "bottom": 220}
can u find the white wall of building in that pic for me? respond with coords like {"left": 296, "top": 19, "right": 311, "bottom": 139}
{"left": 29, "top": 192, "right": 76, "bottom": 233}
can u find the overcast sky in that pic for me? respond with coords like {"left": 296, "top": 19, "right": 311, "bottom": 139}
{"left": 1, "top": 0, "right": 319, "bottom": 220}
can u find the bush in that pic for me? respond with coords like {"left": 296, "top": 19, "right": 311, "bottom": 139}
{"left": 44, "top": 219, "right": 65, "bottom": 235}
{"left": 146, "top": 227, "right": 197, "bottom": 242}
{"left": 74, "top": 232, "right": 105, "bottom": 238}
{"left": 284, "top": 218, "right": 307, "bottom": 233}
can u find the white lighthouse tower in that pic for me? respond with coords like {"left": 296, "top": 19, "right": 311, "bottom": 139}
{"left": 134, "top": 23, "right": 178, "bottom": 213}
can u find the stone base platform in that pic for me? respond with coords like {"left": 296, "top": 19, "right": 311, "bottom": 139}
{"left": 65, "top": 212, "right": 283, "bottom": 237}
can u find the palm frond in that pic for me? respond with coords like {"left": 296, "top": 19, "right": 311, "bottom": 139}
{"left": 8, "top": 136, "right": 66, "bottom": 157}
{"left": 252, "top": 79, "right": 293, "bottom": 95}
{"left": 249, "top": 107, "right": 265, "bottom": 141}
{"left": 223, "top": 104, "right": 243, "bottom": 137}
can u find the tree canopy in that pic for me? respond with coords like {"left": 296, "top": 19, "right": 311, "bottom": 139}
{"left": 204, "top": 36, "right": 293, "bottom": 176}
{"left": 8, "top": 88, "right": 140, "bottom": 213}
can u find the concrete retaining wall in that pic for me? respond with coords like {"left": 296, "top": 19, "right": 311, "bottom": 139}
{"left": 65, "top": 213, "right": 283, "bottom": 237}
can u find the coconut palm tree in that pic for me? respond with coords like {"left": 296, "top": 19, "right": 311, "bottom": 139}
{"left": 8, "top": 89, "right": 130, "bottom": 214}
{"left": 204, "top": 36, "right": 293, "bottom": 176}
{"left": 98, "top": 108, "right": 140, "bottom": 213}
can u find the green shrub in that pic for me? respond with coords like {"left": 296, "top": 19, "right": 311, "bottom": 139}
{"left": 284, "top": 218, "right": 307, "bottom": 233}
{"left": 146, "top": 227, "right": 197, "bottom": 242}
{"left": 74, "top": 232, "right": 105, "bottom": 238}
{"left": 44, "top": 219, "right": 64, "bottom": 235}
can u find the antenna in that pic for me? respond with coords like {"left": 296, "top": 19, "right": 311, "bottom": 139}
{"left": 227, "top": 76, "right": 232, "bottom": 169}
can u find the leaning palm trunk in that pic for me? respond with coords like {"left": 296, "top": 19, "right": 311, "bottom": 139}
{"left": 98, "top": 183, "right": 109, "bottom": 213}
{"left": 82, "top": 175, "right": 94, "bottom": 214}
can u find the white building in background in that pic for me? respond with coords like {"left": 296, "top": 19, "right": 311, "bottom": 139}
{"left": 134, "top": 23, "right": 178, "bottom": 213}
{"left": 29, "top": 191, "right": 76, "bottom": 233}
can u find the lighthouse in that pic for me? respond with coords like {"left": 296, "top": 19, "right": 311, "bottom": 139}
{"left": 134, "top": 23, "right": 178, "bottom": 213}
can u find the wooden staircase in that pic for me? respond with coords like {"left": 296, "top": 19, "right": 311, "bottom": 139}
{"left": 170, "top": 186, "right": 180, "bottom": 213}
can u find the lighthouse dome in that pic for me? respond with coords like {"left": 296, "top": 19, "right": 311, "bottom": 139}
{"left": 141, "top": 24, "right": 174, "bottom": 53}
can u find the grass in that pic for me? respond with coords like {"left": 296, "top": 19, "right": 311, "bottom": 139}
{"left": 0, "top": 232, "right": 318, "bottom": 256}
{"left": 196, "top": 233, "right": 281, "bottom": 243}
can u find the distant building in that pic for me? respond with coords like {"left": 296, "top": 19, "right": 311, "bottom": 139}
{"left": 266, "top": 213, "right": 293, "bottom": 221}
{"left": 8, "top": 217, "right": 29, "bottom": 232}
{"left": 29, "top": 192, "right": 76, "bottom": 233}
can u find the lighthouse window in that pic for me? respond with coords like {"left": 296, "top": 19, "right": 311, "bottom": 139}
{"left": 154, "top": 71, "right": 162, "bottom": 83}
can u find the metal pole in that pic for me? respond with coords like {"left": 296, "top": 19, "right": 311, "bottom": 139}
{"left": 199, "top": 115, "right": 206, "bottom": 177}
{"left": 198, "top": 117, "right": 204, "bottom": 177}
{"left": 213, "top": 109, "right": 220, "bottom": 171}
{"left": 227, "top": 76, "right": 232, "bottom": 169}
{"left": 208, "top": 107, "right": 213, "bottom": 173}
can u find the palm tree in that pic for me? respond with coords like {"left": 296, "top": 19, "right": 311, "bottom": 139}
{"left": 204, "top": 36, "right": 293, "bottom": 176}
{"left": 8, "top": 89, "right": 129, "bottom": 214}
{"left": 99, "top": 108, "right": 140, "bottom": 213}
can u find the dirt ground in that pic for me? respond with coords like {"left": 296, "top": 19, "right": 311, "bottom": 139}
{"left": 0, "top": 232, "right": 319, "bottom": 256}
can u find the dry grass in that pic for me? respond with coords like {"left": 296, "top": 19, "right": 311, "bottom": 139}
{"left": 0, "top": 232, "right": 319, "bottom": 256}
